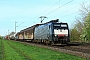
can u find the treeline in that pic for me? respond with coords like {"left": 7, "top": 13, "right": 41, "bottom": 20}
{"left": 0, "top": 36, "right": 2, "bottom": 39}
{"left": 70, "top": 3, "right": 90, "bottom": 43}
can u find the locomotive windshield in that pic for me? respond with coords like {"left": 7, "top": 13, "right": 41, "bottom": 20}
{"left": 53, "top": 23, "right": 68, "bottom": 29}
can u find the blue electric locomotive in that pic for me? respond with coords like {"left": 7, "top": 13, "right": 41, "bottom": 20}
{"left": 34, "top": 19, "right": 70, "bottom": 45}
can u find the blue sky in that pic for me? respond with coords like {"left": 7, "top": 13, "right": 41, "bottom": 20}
{"left": 0, "top": 0, "right": 90, "bottom": 36}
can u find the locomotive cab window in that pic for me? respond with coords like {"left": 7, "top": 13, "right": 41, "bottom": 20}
{"left": 54, "top": 24, "right": 60, "bottom": 29}
{"left": 61, "top": 24, "right": 68, "bottom": 29}
{"left": 53, "top": 23, "right": 68, "bottom": 29}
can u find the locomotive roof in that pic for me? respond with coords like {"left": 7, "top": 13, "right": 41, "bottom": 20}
{"left": 39, "top": 22, "right": 68, "bottom": 26}
{"left": 40, "top": 19, "right": 67, "bottom": 25}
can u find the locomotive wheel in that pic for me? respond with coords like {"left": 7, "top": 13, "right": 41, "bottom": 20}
{"left": 45, "top": 40, "right": 49, "bottom": 45}
{"left": 51, "top": 41, "right": 54, "bottom": 46}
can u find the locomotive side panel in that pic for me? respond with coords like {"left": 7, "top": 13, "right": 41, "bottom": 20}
{"left": 34, "top": 23, "right": 53, "bottom": 41}
{"left": 34, "top": 24, "right": 47, "bottom": 40}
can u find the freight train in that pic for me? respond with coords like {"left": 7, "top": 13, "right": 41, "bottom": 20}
{"left": 15, "top": 19, "right": 70, "bottom": 45}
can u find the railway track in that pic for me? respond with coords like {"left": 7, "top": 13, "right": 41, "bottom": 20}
{"left": 19, "top": 41, "right": 90, "bottom": 59}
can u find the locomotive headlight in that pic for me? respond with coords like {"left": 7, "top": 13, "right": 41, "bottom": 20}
{"left": 55, "top": 35, "right": 57, "bottom": 37}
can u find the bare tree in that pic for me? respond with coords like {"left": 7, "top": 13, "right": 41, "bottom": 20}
{"left": 70, "top": 2, "right": 90, "bottom": 42}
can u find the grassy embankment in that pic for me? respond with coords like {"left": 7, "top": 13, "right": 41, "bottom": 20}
{"left": 0, "top": 39, "right": 3, "bottom": 60}
{"left": 1, "top": 39, "right": 31, "bottom": 60}
{"left": 0, "top": 39, "right": 86, "bottom": 60}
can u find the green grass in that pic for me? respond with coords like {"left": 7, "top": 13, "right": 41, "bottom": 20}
{"left": 1, "top": 40, "right": 30, "bottom": 60}
{"left": 0, "top": 39, "right": 3, "bottom": 60}
{"left": 8, "top": 40, "right": 86, "bottom": 60}
{"left": 0, "top": 39, "right": 87, "bottom": 60}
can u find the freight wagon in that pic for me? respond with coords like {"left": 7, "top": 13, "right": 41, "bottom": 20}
{"left": 15, "top": 24, "right": 41, "bottom": 41}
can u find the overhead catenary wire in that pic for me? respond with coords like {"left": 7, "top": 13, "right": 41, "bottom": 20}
{"left": 50, "top": 5, "right": 80, "bottom": 18}
{"left": 50, "top": 0, "right": 90, "bottom": 19}
{"left": 37, "top": 0, "right": 62, "bottom": 16}
{"left": 18, "top": 0, "right": 90, "bottom": 32}
{"left": 25, "top": 0, "right": 75, "bottom": 27}
{"left": 60, "top": 11, "right": 79, "bottom": 18}
{"left": 16, "top": 0, "right": 90, "bottom": 33}
{"left": 35, "top": 0, "right": 62, "bottom": 23}
{"left": 39, "top": 0, "right": 62, "bottom": 16}
{"left": 45, "top": 0, "right": 74, "bottom": 16}
{"left": 37, "top": 0, "right": 74, "bottom": 23}
{"left": 25, "top": 0, "right": 62, "bottom": 24}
